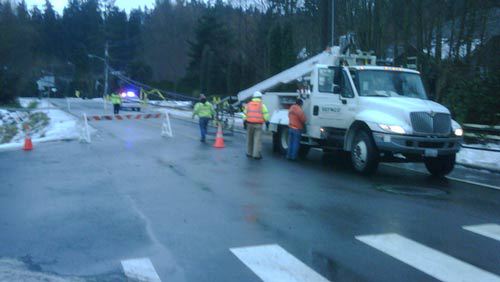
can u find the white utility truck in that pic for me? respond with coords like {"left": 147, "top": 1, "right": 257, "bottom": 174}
{"left": 237, "top": 45, "right": 463, "bottom": 176}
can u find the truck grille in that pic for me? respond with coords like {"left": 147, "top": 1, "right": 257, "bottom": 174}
{"left": 410, "top": 112, "right": 451, "bottom": 135}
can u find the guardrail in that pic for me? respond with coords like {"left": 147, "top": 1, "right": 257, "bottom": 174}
{"left": 462, "top": 123, "right": 500, "bottom": 152}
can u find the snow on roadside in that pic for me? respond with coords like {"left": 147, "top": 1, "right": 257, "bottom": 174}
{"left": 0, "top": 98, "right": 87, "bottom": 151}
{"left": 149, "top": 100, "right": 192, "bottom": 109}
{"left": 0, "top": 258, "right": 84, "bottom": 282}
{"left": 18, "top": 97, "right": 53, "bottom": 109}
{"left": 457, "top": 143, "right": 500, "bottom": 170}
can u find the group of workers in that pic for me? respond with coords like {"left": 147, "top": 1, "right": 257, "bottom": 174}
{"left": 192, "top": 91, "right": 306, "bottom": 161}
{"left": 110, "top": 89, "right": 307, "bottom": 160}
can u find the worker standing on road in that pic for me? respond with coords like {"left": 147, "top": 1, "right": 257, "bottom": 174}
{"left": 192, "top": 94, "right": 215, "bottom": 142}
{"left": 243, "top": 91, "right": 269, "bottom": 160}
{"left": 287, "top": 98, "right": 306, "bottom": 160}
{"left": 110, "top": 92, "right": 122, "bottom": 114}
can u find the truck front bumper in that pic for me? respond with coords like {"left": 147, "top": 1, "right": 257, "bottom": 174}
{"left": 372, "top": 131, "right": 462, "bottom": 157}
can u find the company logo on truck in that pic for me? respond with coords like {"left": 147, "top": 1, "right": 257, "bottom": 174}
{"left": 321, "top": 106, "right": 341, "bottom": 113}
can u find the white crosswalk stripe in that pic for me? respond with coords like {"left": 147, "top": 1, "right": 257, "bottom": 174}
{"left": 463, "top": 224, "right": 500, "bottom": 242}
{"left": 356, "top": 233, "right": 500, "bottom": 282}
{"left": 121, "top": 257, "right": 161, "bottom": 282}
{"left": 230, "top": 244, "right": 331, "bottom": 282}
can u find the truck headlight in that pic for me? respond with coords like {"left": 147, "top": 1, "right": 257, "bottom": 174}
{"left": 454, "top": 128, "right": 463, "bottom": 137}
{"left": 379, "top": 124, "right": 406, "bottom": 134}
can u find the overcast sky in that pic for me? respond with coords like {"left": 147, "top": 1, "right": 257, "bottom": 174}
{"left": 25, "top": 0, "right": 156, "bottom": 14}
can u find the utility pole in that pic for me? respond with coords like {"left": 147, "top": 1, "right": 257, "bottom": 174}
{"left": 331, "top": 0, "right": 335, "bottom": 47}
{"left": 104, "top": 41, "right": 109, "bottom": 98}
{"left": 103, "top": 41, "right": 109, "bottom": 112}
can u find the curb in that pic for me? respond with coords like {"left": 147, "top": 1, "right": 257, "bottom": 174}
{"left": 456, "top": 162, "right": 500, "bottom": 174}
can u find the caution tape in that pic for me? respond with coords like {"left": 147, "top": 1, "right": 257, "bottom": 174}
{"left": 86, "top": 113, "right": 162, "bottom": 121}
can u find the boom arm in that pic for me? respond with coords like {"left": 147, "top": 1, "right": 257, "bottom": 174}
{"left": 237, "top": 47, "right": 340, "bottom": 102}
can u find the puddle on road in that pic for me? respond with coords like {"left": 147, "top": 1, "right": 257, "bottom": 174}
{"left": 376, "top": 184, "right": 449, "bottom": 198}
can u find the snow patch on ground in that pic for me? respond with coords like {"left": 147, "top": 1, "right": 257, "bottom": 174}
{"left": 149, "top": 100, "right": 192, "bottom": 109}
{"left": 458, "top": 143, "right": 500, "bottom": 170}
{"left": 0, "top": 98, "right": 89, "bottom": 151}
{"left": 19, "top": 98, "right": 53, "bottom": 109}
{"left": 0, "top": 258, "right": 84, "bottom": 282}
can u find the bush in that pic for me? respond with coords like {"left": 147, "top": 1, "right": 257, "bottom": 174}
{"left": 28, "top": 112, "right": 49, "bottom": 131}
{"left": 442, "top": 70, "right": 500, "bottom": 125}
{"left": 0, "top": 123, "right": 18, "bottom": 144}
{"left": 27, "top": 101, "right": 38, "bottom": 109}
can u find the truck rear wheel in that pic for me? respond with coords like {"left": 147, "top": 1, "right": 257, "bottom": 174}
{"left": 351, "top": 130, "right": 379, "bottom": 174}
{"left": 424, "top": 154, "right": 456, "bottom": 177}
{"left": 272, "top": 126, "right": 289, "bottom": 154}
{"left": 273, "top": 126, "right": 309, "bottom": 158}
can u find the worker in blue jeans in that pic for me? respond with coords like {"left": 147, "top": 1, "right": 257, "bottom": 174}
{"left": 287, "top": 99, "right": 306, "bottom": 160}
{"left": 192, "top": 94, "right": 215, "bottom": 142}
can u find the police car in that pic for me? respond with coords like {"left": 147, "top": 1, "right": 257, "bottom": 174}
{"left": 120, "top": 91, "right": 142, "bottom": 112}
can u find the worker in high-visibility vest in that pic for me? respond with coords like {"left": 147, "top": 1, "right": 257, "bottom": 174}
{"left": 110, "top": 92, "right": 122, "bottom": 114}
{"left": 192, "top": 94, "right": 215, "bottom": 142}
{"left": 243, "top": 91, "right": 269, "bottom": 160}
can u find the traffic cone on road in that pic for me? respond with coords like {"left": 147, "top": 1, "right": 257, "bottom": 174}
{"left": 23, "top": 124, "right": 33, "bottom": 151}
{"left": 213, "top": 123, "right": 225, "bottom": 148}
{"left": 23, "top": 136, "right": 33, "bottom": 151}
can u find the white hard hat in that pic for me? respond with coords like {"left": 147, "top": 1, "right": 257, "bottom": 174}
{"left": 253, "top": 91, "right": 263, "bottom": 98}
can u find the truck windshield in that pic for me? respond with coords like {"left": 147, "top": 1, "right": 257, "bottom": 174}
{"left": 355, "top": 70, "right": 427, "bottom": 99}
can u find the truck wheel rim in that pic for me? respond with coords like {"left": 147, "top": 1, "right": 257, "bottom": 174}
{"left": 281, "top": 129, "right": 289, "bottom": 150}
{"left": 353, "top": 140, "right": 367, "bottom": 169}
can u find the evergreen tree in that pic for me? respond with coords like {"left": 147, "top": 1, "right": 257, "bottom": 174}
{"left": 268, "top": 23, "right": 282, "bottom": 75}
{"left": 186, "top": 12, "right": 233, "bottom": 95}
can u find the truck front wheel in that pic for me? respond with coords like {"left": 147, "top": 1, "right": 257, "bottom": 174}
{"left": 351, "top": 130, "right": 379, "bottom": 174}
{"left": 424, "top": 154, "right": 456, "bottom": 177}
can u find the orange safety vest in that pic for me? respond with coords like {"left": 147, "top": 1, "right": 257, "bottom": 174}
{"left": 246, "top": 101, "right": 265, "bottom": 124}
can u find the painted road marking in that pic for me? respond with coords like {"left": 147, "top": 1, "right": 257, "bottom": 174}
{"left": 463, "top": 224, "right": 500, "bottom": 242}
{"left": 383, "top": 164, "right": 500, "bottom": 191}
{"left": 356, "top": 233, "right": 500, "bottom": 282}
{"left": 230, "top": 244, "right": 330, "bottom": 282}
{"left": 121, "top": 257, "right": 161, "bottom": 282}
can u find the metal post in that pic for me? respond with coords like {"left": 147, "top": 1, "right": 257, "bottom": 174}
{"left": 104, "top": 42, "right": 109, "bottom": 112}
{"left": 331, "top": 0, "right": 335, "bottom": 47}
{"left": 81, "top": 113, "right": 91, "bottom": 143}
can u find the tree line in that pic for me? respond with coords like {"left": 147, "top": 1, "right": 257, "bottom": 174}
{"left": 0, "top": 0, "right": 498, "bottom": 124}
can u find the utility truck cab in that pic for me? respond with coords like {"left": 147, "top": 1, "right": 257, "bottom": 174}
{"left": 238, "top": 45, "right": 463, "bottom": 176}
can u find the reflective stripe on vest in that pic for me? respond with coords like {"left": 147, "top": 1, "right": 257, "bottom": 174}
{"left": 246, "top": 101, "right": 264, "bottom": 124}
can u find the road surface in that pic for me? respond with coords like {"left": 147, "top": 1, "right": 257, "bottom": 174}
{"left": 0, "top": 99, "right": 499, "bottom": 281}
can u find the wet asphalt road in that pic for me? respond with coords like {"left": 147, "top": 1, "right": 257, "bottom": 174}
{"left": 0, "top": 99, "right": 499, "bottom": 281}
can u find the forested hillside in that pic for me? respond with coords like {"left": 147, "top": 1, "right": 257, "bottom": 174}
{"left": 0, "top": 0, "right": 498, "bottom": 124}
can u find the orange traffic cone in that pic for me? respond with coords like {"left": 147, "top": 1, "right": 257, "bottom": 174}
{"left": 23, "top": 136, "right": 33, "bottom": 151}
{"left": 23, "top": 123, "right": 33, "bottom": 151}
{"left": 213, "top": 123, "right": 225, "bottom": 148}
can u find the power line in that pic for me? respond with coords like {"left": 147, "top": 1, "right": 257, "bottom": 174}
{"left": 107, "top": 67, "right": 196, "bottom": 101}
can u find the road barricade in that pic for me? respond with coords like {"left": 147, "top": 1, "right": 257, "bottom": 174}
{"left": 86, "top": 113, "right": 163, "bottom": 121}
{"left": 80, "top": 111, "right": 173, "bottom": 143}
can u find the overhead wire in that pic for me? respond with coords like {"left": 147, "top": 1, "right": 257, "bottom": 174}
{"left": 107, "top": 66, "right": 196, "bottom": 101}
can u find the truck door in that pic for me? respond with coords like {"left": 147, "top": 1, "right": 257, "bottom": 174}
{"left": 311, "top": 67, "right": 356, "bottom": 129}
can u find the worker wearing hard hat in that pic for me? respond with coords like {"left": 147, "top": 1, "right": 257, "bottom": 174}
{"left": 243, "top": 91, "right": 269, "bottom": 159}
{"left": 192, "top": 94, "right": 215, "bottom": 142}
